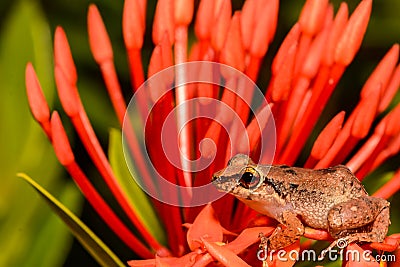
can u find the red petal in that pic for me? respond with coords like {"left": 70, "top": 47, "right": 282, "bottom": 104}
{"left": 266, "top": 241, "right": 300, "bottom": 267}
{"left": 201, "top": 238, "right": 251, "bottom": 267}
{"left": 388, "top": 233, "right": 400, "bottom": 241}
{"left": 128, "top": 259, "right": 155, "bottom": 267}
{"left": 187, "top": 204, "right": 224, "bottom": 251}
{"left": 129, "top": 253, "right": 199, "bottom": 267}
{"left": 225, "top": 227, "right": 274, "bottom": 255}
{"left": 369, "top": 236, "right": 399, "bottom": 252}
{"left": 155, "top": 256, "right": 175, "bottom": 267}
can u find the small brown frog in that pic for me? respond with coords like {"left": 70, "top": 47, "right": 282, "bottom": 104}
{"left": 212, "top": 154, "right": 390, "bottom": 253}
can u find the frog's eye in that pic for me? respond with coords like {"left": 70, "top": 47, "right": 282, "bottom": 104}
{"left": 239, "top": 167, "right": 261, "bottom": 189}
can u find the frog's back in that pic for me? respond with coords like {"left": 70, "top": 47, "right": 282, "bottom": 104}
{"left": 264, "top": 164, "right": 367, "bottom": 198}
{"left": 263, "top": 164, "right": 368, "bottom": 229}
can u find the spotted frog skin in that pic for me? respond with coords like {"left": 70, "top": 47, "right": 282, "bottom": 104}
{"left": 212, "top": 154, "right": 390, "bottom": 251}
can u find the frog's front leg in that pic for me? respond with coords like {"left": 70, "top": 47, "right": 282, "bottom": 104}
{"left": 326, "top": 196, "right": 390, "bottom": 251}
{"left": 261, "top": 211, "right": 304, "bottom": 251}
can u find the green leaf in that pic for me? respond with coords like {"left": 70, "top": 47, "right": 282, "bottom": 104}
{"left": 18, "top": 173, "right": 126, "bottom": 267}
{"left": 108, "top": 128, "right": 166, "bottom": 245}
{"left": 22, "top": 181, "right": 83, "bottom": 267}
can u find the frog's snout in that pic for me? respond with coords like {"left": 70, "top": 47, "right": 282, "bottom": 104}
{"left": 211, "top": 169, "right": 223, "bottom": 182}
{"left": 211, "top": 173, "right": 221, "bottom": 184}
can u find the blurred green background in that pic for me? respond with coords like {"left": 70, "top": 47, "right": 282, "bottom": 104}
{"left": 0, "top": 0, "right": 398, "bottom": 266}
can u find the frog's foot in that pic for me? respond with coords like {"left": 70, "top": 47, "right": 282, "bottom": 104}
{"left": 320, "top": 234, "right": 379, "bottom": 258}
{"left": 258, "top": 227, "right": 279, "bottom": 253}
{"left": 257, "top": 226, "right": 284, "bottom": 259}
{"left": 257, "top": 232, "right": 271, "bottom": 264}
{"left": 258, "top": 232, "right": 269, "bottom": 250}
{"left": 319, "top": 236, "right": 350, "bottom": 259}
{"left": 320, "top": 228, "right": 390, "bottom": 259}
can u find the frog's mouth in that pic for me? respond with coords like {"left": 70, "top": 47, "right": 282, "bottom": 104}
{"left": 211, "top": 176, "right": 230, "bottom": 192}
{"left": 211, "top": 173, "right": 238, "bottom": 193}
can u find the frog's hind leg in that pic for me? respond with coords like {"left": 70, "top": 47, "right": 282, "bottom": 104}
{"left": 327, "top": 196, "right": 390, "bottom": 242}
{"left": 320, "top": 197, "right": 390, "bottom": 258}
{"left": 341, "top": 202, "right": 390, "bottom": 244}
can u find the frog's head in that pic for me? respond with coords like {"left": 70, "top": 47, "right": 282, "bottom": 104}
{"left": 212, "top": 154, "right": 264, "bottom": 196}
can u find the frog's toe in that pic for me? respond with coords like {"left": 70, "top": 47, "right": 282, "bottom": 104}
{"left": 258, "top": 232, "right": 270, "bottom": 250}
{"left": 319, "top": 237, "right": 350, "bottom": 259}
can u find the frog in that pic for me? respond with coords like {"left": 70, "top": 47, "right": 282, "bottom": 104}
{"left": 211, "top": 154, "right": 390, "bottom": 254}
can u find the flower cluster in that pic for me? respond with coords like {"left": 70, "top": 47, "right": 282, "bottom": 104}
{"left": 25, "top": 0, "right": 400, "bottom": 266}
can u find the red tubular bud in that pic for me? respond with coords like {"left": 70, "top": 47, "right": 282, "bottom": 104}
{"left": 123, "top": 0, "right": 145, "bottom": 49}
{"left": 50, "top": 111, "right": 75, "bottom": 166}
{"left": 299, "top": 0, "right": 329, "bottom": 36}
{"left": 174, "top": 0, "right": 193, "bottom": 26}
{"left": 310, "top": 111, "right": 345, "bottom": 160}
{"left": 54, "top": 27, "right": 77, "bottom": 85}
{"left": 25, "top": 63, "right": 50, "bottom": 124}
{"left": 88, "top": 4, "right": 113, "bottom": 64}
{"left": 334, "top": 0, "right": 372, "bottom": 66}
{"left": 153, "top": 0, "right": 175, "bottom": 44}
{"left": 54, "top": 66, "right": 81, "bottom": 117}
{"left": 220, "top": 12, "right": 245, "bottom": 72}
